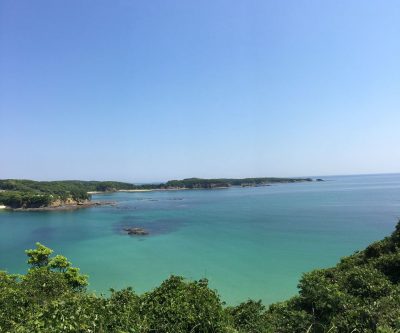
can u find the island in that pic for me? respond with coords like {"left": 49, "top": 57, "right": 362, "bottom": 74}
{"left": 0, "top": 177, "right": 315, "bottom": 210}
{"left": 163, "top": 177, "right": 313, "bottom": 189}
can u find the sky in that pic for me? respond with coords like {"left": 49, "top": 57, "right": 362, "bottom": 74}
{"left": 1, "top": 1, "right": 399, "bottom": 182}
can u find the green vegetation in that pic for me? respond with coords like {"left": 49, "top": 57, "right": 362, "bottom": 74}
{"left": 1, "top": 221, "right": 400, "bottom": 332}
{"left": 0, "top": 191, "right": 53, "bottom": 208}
{"left": 0, "top": 179, "right": 141, "bottom": 195}
{"left": 0, "top": 180, "right": 97, "bottom": 208}
{"left": 0, "top": 179, "right": 152, "bottom": 208}
{"left": 0, "top": 177, "right": 314, "bottom": 208}
{"left": 165, "top": 177, "right": 312, "bottom": 189}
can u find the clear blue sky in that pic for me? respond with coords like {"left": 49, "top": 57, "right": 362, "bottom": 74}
{"left": 1, "top": 1, "right": 399, "bottom": 182}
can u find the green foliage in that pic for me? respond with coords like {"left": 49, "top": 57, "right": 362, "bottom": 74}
{"left": 22, "top": 267, "right": 72, "bottom": 302}
{"left": 264, "top": 298, "right": 314, "bottom": 333}
{"left": 165, "top": 177, "right": 312, "bottom": 189}
{"left": 1, "top": 220, "right": 400, "bottom": 332}
{"left": 25, "top": 292, "right": 107, "bottom": 333}
{"left": 26, "top": 242, "right": 53, "bottom": 268}
{"left": 340, "top": 266, "right": 392, "bottom": 299}
{"left": 25, "top": 242, "right": 88, "bottom": 291}
{"left": 49, "top": 254, "right": 71, "bottom": 272}
{"left": 0, "top": 179, "right": 155, "bottom": 195}
{"left": 0, "top": 179, "right": 138, "bottom": 208}
{"left": 63, "top": 266, "right": 88, "bottom": 291}
{"left": 0, "top": 191, "right": 53, "bottom": 208}
{"left": 227, "top": 299, "right": 268, "bottom": 333}
{"left": 374, "top": 252, "right": 400, "bottom": 283}
{"left": 140, "top": 276, "right": 230, "bottom": 333}
{"left": 297, "top": 269, "right": 349, "bottom": 322}
{"left": 104, "top": 287, "right": 141, "bottom": 332}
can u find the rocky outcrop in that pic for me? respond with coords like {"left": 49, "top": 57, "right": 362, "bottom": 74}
{"left": 123, "top": 227, "right": 149, "bottom": 236}
{"left": 13, "top": 201, "right": 115, "bottom": 211}
{"left": 49, "top": 198, "right": 89, "bottom": 207}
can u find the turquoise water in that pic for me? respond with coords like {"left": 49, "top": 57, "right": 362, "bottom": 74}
{"left": 1, "top": 174, "right": 400, "bottom": 305}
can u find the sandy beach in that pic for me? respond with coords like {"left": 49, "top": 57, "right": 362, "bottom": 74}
{"left": 118, "top": 189, "right": 154, "bottom": 192}
{"left": 88, "top": 189, "right": 155, "bottom": 194}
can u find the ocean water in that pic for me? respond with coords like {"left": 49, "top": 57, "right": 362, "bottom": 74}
{"left": 1, "top": 174, "right": 400, "bottom": 305}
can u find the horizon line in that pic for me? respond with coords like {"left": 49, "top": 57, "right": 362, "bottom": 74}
{"left": 0, "top": 172, "right": 399, "bottom": 184}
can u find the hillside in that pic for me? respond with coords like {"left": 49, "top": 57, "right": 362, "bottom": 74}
{"left": 0, "top": 179, "right": 156, "bottom": 209}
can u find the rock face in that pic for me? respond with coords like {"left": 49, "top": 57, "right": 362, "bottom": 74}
{"left": 49, "top": 198, "right": 86, "bottom": 207}
{"left": 124, "top": 227, "right": 149, "bottom": 236}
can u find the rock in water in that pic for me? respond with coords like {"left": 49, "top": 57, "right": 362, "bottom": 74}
{"left": 123, "top": 227, "right": 149, "bottom": 236}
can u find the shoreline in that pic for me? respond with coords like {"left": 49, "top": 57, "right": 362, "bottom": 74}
{"left": 1, "top": 179, "right": 318, "bottom": 211}
{"left": 88, "top": 189, "right": 156, "bottom": 194}
{"left": 118, "top": 189, "right": 154, "bottom": 192}
{"left": 88, "top": 188, "right": 189, "bottom": 195}
{"left": 90, "top": 187, "right": 234, "bottom": 195}
{"left": 10, "top": 201, "right": 116, "bottom": 212}
{"left": 90, "top": 184, "right": 289, "bottom": 195}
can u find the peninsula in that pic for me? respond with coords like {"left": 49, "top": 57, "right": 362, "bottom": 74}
{"left": 0, "top": 177, "right": 314, "bottom": 209}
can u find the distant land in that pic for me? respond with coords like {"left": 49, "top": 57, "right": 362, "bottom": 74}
{"left": 0, "top": 177, "right": 316, "bottom": 210}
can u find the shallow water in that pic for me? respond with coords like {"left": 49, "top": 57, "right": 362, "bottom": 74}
{"left": 1, "top": 174, "right": 400, "bottom": 304}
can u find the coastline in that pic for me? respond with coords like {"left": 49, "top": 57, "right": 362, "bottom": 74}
{"left": 118, "top": 189, "right": 154, "bottom": 192}
{"left": 91, "top": 187, "right": 235, "bottom": 194}
{"left": 88, "top": 189, "right": 156, "bottom": 194}
{"left": 88, "top": 184, "right": 301, "bottom": 196}
{"left": 0, "top": 178, "right": 318, "bottom": 212}
{"left": 11, "top": 201, "right": 116, "bottom": 212}
{"left": 88, "top": 188, "right": 189, "bottom": 194}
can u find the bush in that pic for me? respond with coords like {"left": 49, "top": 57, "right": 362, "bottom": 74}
{"left": 228, "top": 299, "right": 268, "bottom": 333}
{"left": 140, "top": 276, "right": 230, "bottom": 333}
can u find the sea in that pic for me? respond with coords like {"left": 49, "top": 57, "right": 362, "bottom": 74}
{"left": 1, "top": 173, "right": 399, "bottom": 305}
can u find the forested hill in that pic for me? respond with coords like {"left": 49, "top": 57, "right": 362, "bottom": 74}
{"left": 165, "top": 177, "right": 313, "bottom": 189}
{"left": 0, "top": 179, "right": 154, "bottom": 209}
{"left": 0, "top": 177, "right": 314, "bottom": 209}
{"left": 0, "top": 179, "right": 146, "bottom": 193}
{"left": 0, "top": 180, "right": 145, "bottom": 209}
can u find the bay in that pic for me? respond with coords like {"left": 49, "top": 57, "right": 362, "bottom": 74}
{"left": 1, "top": 173, "right": 400, "bottom": 304}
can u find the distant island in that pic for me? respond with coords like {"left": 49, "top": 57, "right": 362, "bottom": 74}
{"left": 163, "top": 177, "right": 313, "bottom": 189}
{"left": 0, "top": 177, "right": 315, "bottom": 210}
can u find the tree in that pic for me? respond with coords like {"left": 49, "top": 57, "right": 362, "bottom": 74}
{"left": 26, "top": 242, "right": 53, "bottom": 268}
